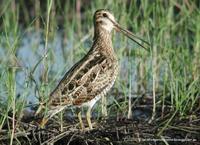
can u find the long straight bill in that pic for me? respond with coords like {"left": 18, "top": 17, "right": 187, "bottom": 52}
{"left": 115, "top": 23, "right": 150, "bottom": 51}
{"left": 108, "top": 17, "right": 150, "bottom": 51}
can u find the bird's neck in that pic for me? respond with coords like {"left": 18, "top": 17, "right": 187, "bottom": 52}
{"left": 92, "top": 27, "right": 113, "bottom": 53}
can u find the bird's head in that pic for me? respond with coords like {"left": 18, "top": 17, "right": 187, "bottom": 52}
{"left": 93, "top": 9, "right": 150, "bottom": 50}
{"left": 94, "top": 9, "right": 116, "bottom": 32}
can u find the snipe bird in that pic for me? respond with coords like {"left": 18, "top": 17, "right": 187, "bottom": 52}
{"left": 36, "top": 9, "right": 149, "bottom": 129}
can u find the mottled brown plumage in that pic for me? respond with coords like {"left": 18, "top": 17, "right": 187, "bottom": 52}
{"left": 49, "top": 29, "right": 118, "bottom": 108}
{"left": 36, "top": 9, "right": 149, "bottom": 129}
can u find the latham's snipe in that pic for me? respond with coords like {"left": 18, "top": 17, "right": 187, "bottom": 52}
{"left": 35, "top": 9, "right": 149, "bottom": 129}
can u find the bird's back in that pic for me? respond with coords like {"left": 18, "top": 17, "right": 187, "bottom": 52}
{"left": 48, "top": 47, "right": 118, "bottom": 109}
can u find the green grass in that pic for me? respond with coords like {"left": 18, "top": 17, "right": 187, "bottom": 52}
{"left": 0, "top": 0, "right": 200, "bottom": 143}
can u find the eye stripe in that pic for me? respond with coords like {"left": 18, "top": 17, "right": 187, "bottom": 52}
{"left": 96, "top": 20, "right": 106, "bottom": 25}
{"left": 96, "top": 15, "right": 101, "bottom": 19}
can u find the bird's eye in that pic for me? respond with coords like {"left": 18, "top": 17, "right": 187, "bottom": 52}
{"left": 98, "top": 20, "right": 103, "bottom": 24}
{"left": 102, "top": 13, "right": 107, "bottom": 17}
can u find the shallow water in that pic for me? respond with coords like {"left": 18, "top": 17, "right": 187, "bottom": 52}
{"left": 0, "top": 31, "right": 158, "bottom": 105}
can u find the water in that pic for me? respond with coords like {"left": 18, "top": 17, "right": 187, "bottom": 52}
{"left": 0, "top": 31, "right": 157, "bottom": 105}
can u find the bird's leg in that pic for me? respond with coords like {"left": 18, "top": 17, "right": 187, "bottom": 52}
{"left": 35, "top": 103, "right": 48, "bottom": 128}
{"left": 77, "top": 111, "right": 85, "bottom": 130}
{"left": 39, "top": 117, "right": 48, "bottom": 128}
{"left": 101, "top": 95, "right": 108, "bottom": 117}
{"left": 86, "top": 106, "right": 93, "bottom": 129}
